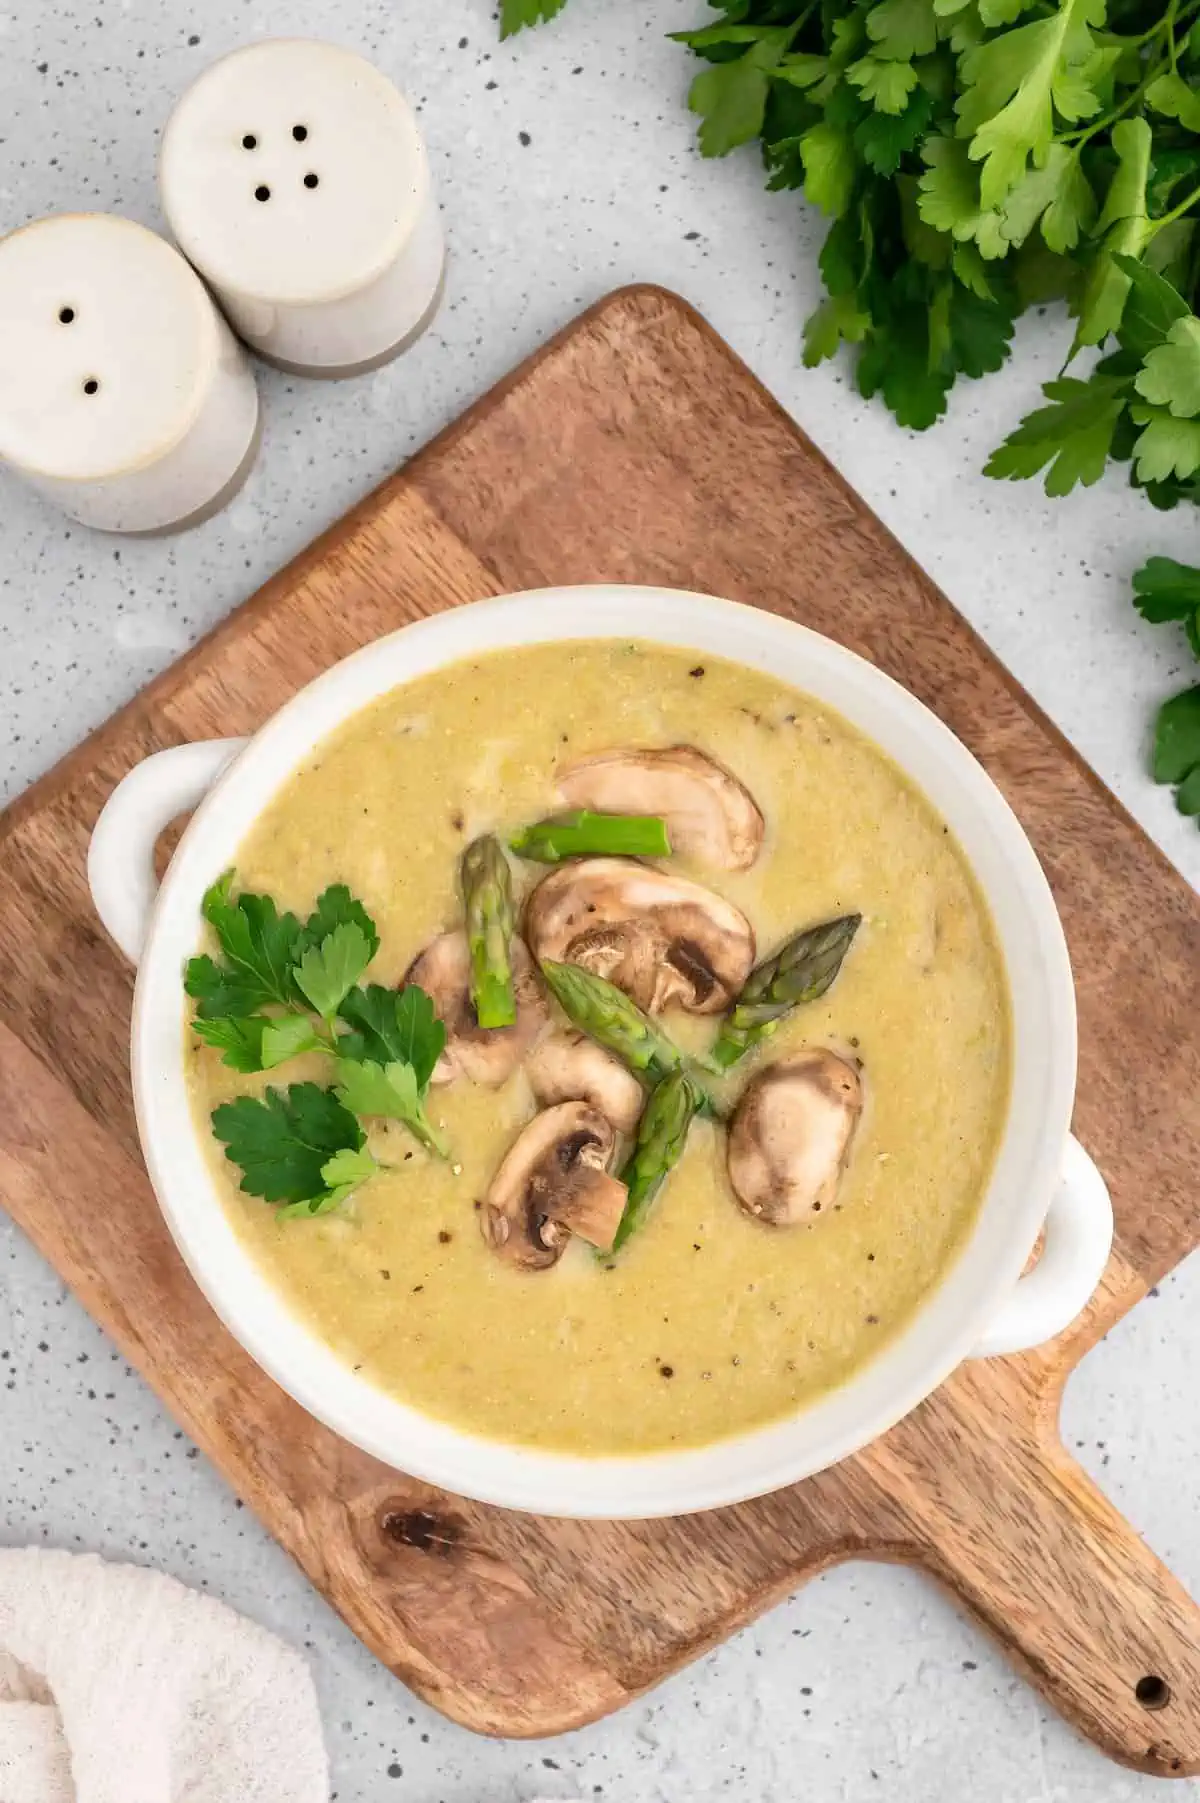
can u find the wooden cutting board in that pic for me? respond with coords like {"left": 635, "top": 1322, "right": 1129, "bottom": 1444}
{"left": 2, "top": 286, "right": 1198, "bottom": 1774}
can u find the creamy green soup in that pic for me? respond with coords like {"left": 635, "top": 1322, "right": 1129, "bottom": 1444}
{"left": 188, "top": 641, "right": 1011, "bottom": 1456}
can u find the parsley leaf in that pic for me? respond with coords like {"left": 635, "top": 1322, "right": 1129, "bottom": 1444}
{"left": 848, "top": 55, "right": 919, "bottom": 114}
{"left": 185, "top": 872, "right": 304, "bottom": 1018}
{"left": 803, "top": 291, "right": 871, "bottom": 364}
{"left": 1114, "top": 254, "right": 1191, "bottom": 359}
{"left": 957, "top": 0, "right": 1105, "bottom": 210}
{"left": 261, "top": 1015, "right": 327, "bottom": 1068}
{"left": 193, "top": 1016, "right": 271, "bottom": 1073}
{"left": 985, "top": 374, "right": 1128, "bottom": 494}
{"left": 335, "top": 1060, "right": 448, "bottom": 1158}
{"left": 280, "top": 1146, "right": 381, "bottom": 1219}
{"left": 337, "top": 985, "right": 446, "bottom": 1090}
{"left": 686, "top": 30, "right": 794, "bottom": 156}
{"left": 800, "top": 119, "right": 859, "bottom": 215}
{"left": 1145, "top": 70, "right": 1200, "bottom": 133}
{"left": 1129, "top": 405, "right": 1200, "bottom": 484}
{"left": 948, "top": 280, "right": 1016, "bottom": 375}
{"left": 857, "top": 297, "right": 953, "bottom": 428}
{"left": 1134, "top": 317, "right": 1200, "bottom": 418}
{"left": 1073, "top": 116, "right": 1152, "bottom": 351}
{"left": 1153, "top": 685, "right": 1200, "bottom": 817}
{"left": 866, "top": 0, "right": 939, "bottom": 62}
{"left": 1133, "top": 557, "right": 1200, "bottom": 658}
{"left": 211, "top": 1084, "right": 365, "bottom": 1207}
{"left": 296, "top": 885, "right": 380, "bottom": 961}
{"left": 194, "top": 1013, "right": 323, "bottom": 1072}
{"left": 855, "top": 85, "right": 932, "bottom": 174}
{"left": 499, "top": 0, "right": 568, "bottom": 39}
{"left": 294, "top": 922, "right": 375, "bottom": 1021}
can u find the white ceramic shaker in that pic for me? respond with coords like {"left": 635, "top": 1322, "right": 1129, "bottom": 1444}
{"left": 160, "top": 39, "right": 445, "bottom": 378}
{"left": 0, "top": 213, "right": 260, "bottom": 534}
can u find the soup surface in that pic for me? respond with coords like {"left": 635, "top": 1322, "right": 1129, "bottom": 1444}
{"left": 188, "top": 641, "right": 1011, "bottom": 1456}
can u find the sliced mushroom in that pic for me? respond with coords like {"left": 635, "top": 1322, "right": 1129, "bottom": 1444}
{"left": 406, "top": 929, "right": 548, "bottom": 1087}
{"left": 558, "top": 745, "right": 764, "bottom": 871}
{"left": 526, "top": 1029, "right": 645, "bottom": 1133}
{"left": 526, "top": 857, "right": 755, "bottom": 1015}
{"left": 481, "top": 1100, "right": 628, "bottom": 1270}
{"left": 727, "top": 1049, "right": 863, "bottom": 1226}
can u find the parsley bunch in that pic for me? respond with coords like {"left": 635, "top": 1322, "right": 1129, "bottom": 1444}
{"left": 508, "top": 0, "right": 1200, "bottom": 484}
{"left": 510, "top": 0, "right": 1200, "bottom": 820}
{"left": 188, "top": 873, "right": 448, "bottom": 1217}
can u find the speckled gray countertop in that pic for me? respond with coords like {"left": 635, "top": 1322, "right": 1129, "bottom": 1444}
{"left": 2, "top": 3, "right": 1198, "bottom": 1799}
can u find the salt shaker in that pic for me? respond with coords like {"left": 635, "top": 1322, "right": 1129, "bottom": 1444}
{"left": 160, "top": 39, "right": 445, "bottom": 378}
{"left": 0, "top": 213, "right": 260, "bottom": 535}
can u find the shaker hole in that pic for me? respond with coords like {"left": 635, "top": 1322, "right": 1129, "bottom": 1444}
{"left": 1136, "top": 1675, "right": 1171, "bottom": 1711}
{"left": 254, "top": 184, "right": 271, "bottom": 202}
{"left": 82, "top": 378, "right": 100, "bottom": 396}
{"left": 241, "top": 133, "right": 257, "bottom": 150}
{"left": 58, "top": 306, "right": 76, "bottom": 324}
{"left": 303, "top": 172, "right": 319, "bottom": 189}
{"left": 292, "top": 123, "right": 309, "bottom": 142}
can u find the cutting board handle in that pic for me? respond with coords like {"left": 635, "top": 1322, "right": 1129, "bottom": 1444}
{"left": 889, "top": 1419, "right": 1200, "bottom": 1776}
{"left": 88, "top": 739, "right": 245, "bottom": 962}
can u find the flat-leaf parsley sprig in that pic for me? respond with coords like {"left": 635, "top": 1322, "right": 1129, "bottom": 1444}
{"left": 188, "top": 872, "right": 449, "bottom": 1213}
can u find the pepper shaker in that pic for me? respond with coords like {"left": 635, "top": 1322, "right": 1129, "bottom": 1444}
{"left": 160, "top": 39, "right": 445, "bottom": 378}
{"left": 0, "top": 213, "right": 260, "bottom": 534}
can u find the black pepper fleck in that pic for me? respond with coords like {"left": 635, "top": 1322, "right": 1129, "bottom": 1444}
{"left": 518, "top": 130, "right": 531, "bottom": 146}
{"left": 438, "top": 1230, "right": 453, "bottom": 1244}
{"left": 689, "top": 665, "right": 705, "bottom": 678}
{"left": 659, "top": 1364, "right": 674, "bottom": 1379}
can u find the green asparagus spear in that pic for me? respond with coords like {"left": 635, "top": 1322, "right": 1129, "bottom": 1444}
{"left": 711, "top": 913, "right": 862, "bottom": 1069}
{"left": 540, "top": 959, "right": 724, "bottom": 1116}
{"left": 611, "top": 1070, "right": 702, "bottom": 1252}
{"left": 540, "top": 959, "right": 687, "bottom": 1085}
{"left": 510, "top": 809, "right": 671, "bottom": 864}
{"left": 461, "top": 835, "right": 517, "bottom": 1029}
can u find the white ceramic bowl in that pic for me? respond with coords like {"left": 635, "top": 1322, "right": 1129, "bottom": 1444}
{"left": 88, "top": 587, "right": 1114, "bottom": 1518}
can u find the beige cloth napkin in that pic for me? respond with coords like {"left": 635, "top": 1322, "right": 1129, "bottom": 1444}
{"left": 0, "top": 1548, "right": 327, "bottom": 1803}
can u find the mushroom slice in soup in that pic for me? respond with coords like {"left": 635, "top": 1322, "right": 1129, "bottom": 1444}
{"left": 406, "top": 930, "right": 547, "bottom": 1087}
{"left": 526, "top": 1029, "right": 645, "bottom": 1133}
{"left": 558, "top": 745, "right": 764, "bottom": 871}
{"left": 727, "top": 1049, "right": 863, "bottom": 1225}
{"left": 525, "top": 857, "right": 755, "bottom": 1015}
{"left": 481, "top": 1101, "right": 628, "bottom": 1269}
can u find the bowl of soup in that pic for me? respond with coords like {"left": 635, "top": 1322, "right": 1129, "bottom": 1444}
{"left": 87, "top": 586, "right": 1112, "bottom": 1518}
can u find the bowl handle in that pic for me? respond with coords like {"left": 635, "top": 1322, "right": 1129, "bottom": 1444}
{"left": 970, "top": 1135, "right": 1114, "bottom": 1359}
{"left": 88, "top": 740, "right": 247, "bottom": 964}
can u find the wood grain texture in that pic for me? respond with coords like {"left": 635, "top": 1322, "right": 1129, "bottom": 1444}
{"left": 2, "top": 286, "right": 1199, "bottom": 1769}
